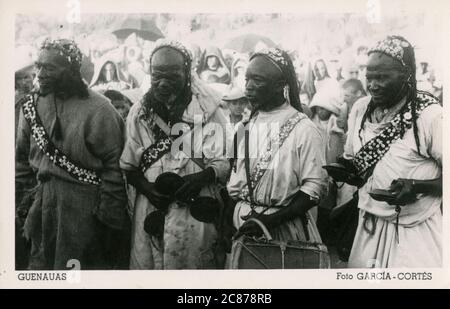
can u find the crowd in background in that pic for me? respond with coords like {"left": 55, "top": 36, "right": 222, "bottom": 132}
{"left": 13, "top": 14, "right": 444, "bottom": 269}
{"left": 15, "top": 29, "right": 443, "bottom": 138}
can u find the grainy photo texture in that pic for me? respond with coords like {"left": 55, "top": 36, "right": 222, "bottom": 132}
{"left": 13, "top": 1, "right": 443, "bottom": 272}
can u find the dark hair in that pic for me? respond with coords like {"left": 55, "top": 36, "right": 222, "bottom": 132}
{"left": 343, "top": 78, "right": 367, "bottom": 96}
{"left": 103, "top": 89, "right": 132, "bottom": 106}
{"left": 54, "top": 69, "right": 89, "bottom": 100}
{"left": 358, "top": 35, "right": 437, "bottom": 156}
{"left": 96, "top": 61, "right": 119, "bottom": 84}
{"left": 103, "top": 89, "right": 125, "bottom": 101}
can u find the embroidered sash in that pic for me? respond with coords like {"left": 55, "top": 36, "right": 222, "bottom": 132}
{"left": 139, "top": 133, "right": 172, "bottom": 173}
{"left": 21, "top": 94, "right": 101, "bottom": 185}
{"left": 139, "top": 113, "right": 207, "bottom": 173}
{"left": 241, "top": 112, "right": 305, "bottom": 200}
{"left": 353, "top": 93, "right": 438, "bottom": 175}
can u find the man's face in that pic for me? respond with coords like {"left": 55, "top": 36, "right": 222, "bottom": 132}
{"left": 348, "top": 69, "right": 359, "bottom": 79}
{"left": 316, "top": 106, "right": 332, "bottom": 121}
{"left": 35, "top": 48, "right": 69, "bottom": 95}
{"left": 245, "top": 56, "right": 284, "bottom": 112}
{"left": 343, "top": 86, "right": 361, "bottom": 105}
{"left": 227, "top": 98, "right": 248, "bottom": 116}
{"left": 366, "top": 52, "right": 408, "bottom": 107}
{"left": 150, "top": 47, "right": 187, "bottom": 105}
{"left": 16, "top": 72, "right": 34, "bottom": 93}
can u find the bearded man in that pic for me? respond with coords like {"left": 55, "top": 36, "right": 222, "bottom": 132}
{"left": 16, "top": 38, "right": 129, "bottom": 270}
{"left": 120, "top": 40, "right": 230, "bottom": 269}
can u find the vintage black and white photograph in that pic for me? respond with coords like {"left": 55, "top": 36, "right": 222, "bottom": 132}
{"left": 2, "top": 0, "right": 448, "bottom": 288}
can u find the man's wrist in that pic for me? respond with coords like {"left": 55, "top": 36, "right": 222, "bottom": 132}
{"left": 411, "top": 179, "right": 419, "bottom": 194}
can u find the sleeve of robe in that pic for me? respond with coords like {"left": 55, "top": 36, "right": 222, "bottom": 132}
{"left": 420, "top": 104, "right": 442, "bottom": 168}
{"left": 201, "top": 106, "right": 231, "bottom": 185}
{"left": 86, "top": 104, "right": 128, "bottom": 230}
{"left": 343, "top": 97, "right": 369, "bottom": 159}
{"left": 295, "top": 121, "right": 328, "bottom": 200}
{"left": 119, "top": 103, "right": 146, "bottom": 172}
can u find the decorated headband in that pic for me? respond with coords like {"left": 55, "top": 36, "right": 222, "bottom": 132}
{"left": 251, "top": 47, "right": 288, "bottom": 77}
{"left": 250, "top": 47, "right": 303, "bottom": 112}
{"left": 368, "top": 36, "right": 411, "bottom": 67}
{"left": 150, "top": 39, "right": 192, "bottom": 69}
{"left": 40, "top": 38, "right": 83, "bottom": 71}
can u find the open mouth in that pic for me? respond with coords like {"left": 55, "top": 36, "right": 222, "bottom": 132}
{"left": 371, "top": 94, "right": 385, "bottom": 100}
{"left": 156, "top": 90, "right": 174, "bottom": 97}
{"left": 245, "top": 95, "right": 257, "bottom": 102}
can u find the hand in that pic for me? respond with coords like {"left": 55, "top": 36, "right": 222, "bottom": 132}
{"left": 335, "top": 157, "right": 364, "bottom": 187}
{"left": 233, "top": 214, "right": 270, "bottom": 239}
{"left": 143, "top": 182, "right": 172, "bottom": 210}
{"left": 337, "top": 156, "right": 358, "bottom": 174}
{"left": 388, "top": 178, "right": 417, "bottom": 206}
{"left": 175, "top": 167, "right": 215, "bottom": 202}
{"left": 346, "top": 174, "right": 365, "bottom": 187}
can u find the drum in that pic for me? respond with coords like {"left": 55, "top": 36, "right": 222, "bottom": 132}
{"left": 229, "top": 218, "right": 330, "bottom": 269}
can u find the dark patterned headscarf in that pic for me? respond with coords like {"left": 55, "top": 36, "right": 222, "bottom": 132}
{"left": 40, "top": 38, "right": 83, "bottom": 74}
{"left": 150, "top": 39, "right": 192, "bottom": 87}
{"left": 250, "top": 47, "right": 302, "bottom": 112}
{"left": 368, "top": 36, "right": 412, "bottom": 69}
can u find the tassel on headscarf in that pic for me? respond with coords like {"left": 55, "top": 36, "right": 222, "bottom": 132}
{"left": 53, "top": 116, "right": 63, "bottom": 140}
{"left": 52, "top": 95, "right": 63, "bottom": 140}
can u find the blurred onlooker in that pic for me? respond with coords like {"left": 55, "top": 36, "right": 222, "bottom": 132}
{"left": 328, "top": 58, "right": 344, "bottom": 82}
{"left": 15, "top": 64, "right": 35, "bottom": 139}
{"left": 221, "top": 86, "right": 250, "bottom": 129}
{"left": 198, "top": 46, "right": 231, "bottom": 84}
{"left": 230, "top": 53, "right": 249, "bottom": 90}
{"left": 309, "top": 88, "right": 345, "bottom": 164}
{"left": 15, "top": 65, "right": 34, "bottom": 99}
{"left": 313, "top": 59, "right": 330, "bottom": 82}
{"left": 102, "top": 89, "right": 133, "bottom": 122}
{"left": 336, "top": 78, "right": 367, "bottom": 133}
{"left": 125, "top": 46, "right": 145, "bottom": 87}
{"left": 343, "top": 61, "right": 359, "bottom": 80}
{"left": 313, "top": 59, "right": 341, "bottom": 94}
{"left": 299, "top": 90, "right": 311, "bottom": 107}
{"left": 416, "top": 61, "right": 434, "bottom": 92}
{"left": 90, "top": 57, "right": 133, "bottom": 92}
{"left": 342, "top": 78, "right": 367, "bottom": 114}
{"left": 188, "top": 43, "right": 202, "bottom": 73}
{"left": 300, "top": 61, "right": 317, "bottom": 104}
{"left": 309, "top": 87, "right": 346, "bottom": 242}
{"left": 299, "top": 89, "right": 313, "bottom": 118}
